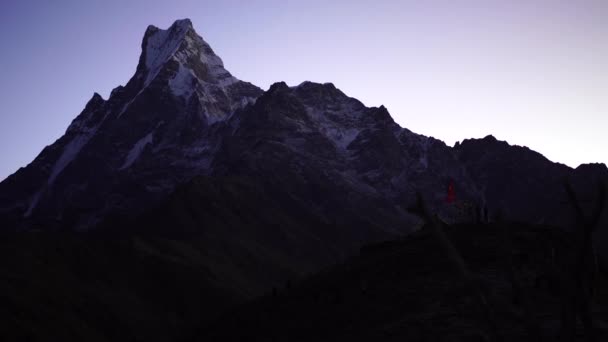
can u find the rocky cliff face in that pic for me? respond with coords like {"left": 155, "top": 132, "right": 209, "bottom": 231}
{"left": 0, "top": 19, "right": 262, "bottom": 229}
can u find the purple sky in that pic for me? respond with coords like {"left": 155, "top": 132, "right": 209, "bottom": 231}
{"left": 1, "top": 0, "right": 606, "bottom": 181}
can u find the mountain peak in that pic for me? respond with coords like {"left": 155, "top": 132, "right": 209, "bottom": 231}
{"left": 112, "top": 19, "right": 263, "bottom": 123}
{"left": 143, "top": 18, "right": 193, "bottom": 43}
{"left": 91, "top": 92, "right": 105, "bottom": 102}
{"left": 268, "top": 81, "right": 290, "bottom": 93}
{"left": 139, "top": 19, "right": 195, "bottom": 84}
{"left": 171, "top": 18, "right": 193, "bottom": 29}
{"left": 135, "top": 18, "right": 242, "bottom": 92}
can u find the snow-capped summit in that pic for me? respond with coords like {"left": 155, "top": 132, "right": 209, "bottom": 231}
{"left": 141, "top": 19, "right": 195, "bottom": 86}
{"left": 140, "top": 19, "right": 237, "bottom": 90}
{"left": 0, "top": 19, "right": 262, "bottom": 226}
{"left": 122, "top": 19, "right": 260, "bottom": 122}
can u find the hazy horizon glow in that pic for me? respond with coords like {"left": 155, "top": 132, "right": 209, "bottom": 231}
{"left": 0, "top": 0, "right": 606, "bottom": 181}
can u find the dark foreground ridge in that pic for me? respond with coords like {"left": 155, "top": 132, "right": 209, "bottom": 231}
{"left": 2, "top": 222, "right": 608, "bottom": 341}
{"left": 196, "top": 222, "right": 608, "bottom": 341}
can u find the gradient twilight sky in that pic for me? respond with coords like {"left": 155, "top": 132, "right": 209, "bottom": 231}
{"left": 0, "top": 0, "right": 606, "bottom": 181}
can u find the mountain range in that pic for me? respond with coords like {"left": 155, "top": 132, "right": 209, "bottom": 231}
{"left": 1, "top": 19, "right": 607, "bottom": 333}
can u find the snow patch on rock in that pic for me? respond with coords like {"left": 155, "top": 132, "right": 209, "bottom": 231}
{"left": 419, "top": 137, "right": 430, "bottom": 169}
{"left": 144, "top": 23, "right": 190, "bottom": 86}
{"left": 24, "top": 189, "right": 43, "bottom": 218}
{"left": 303, "top": 104, "right": 365, "bottom": 152}
{"left": 120, "top": 131, "right": 155, "bottom": 170}
{"left": 324, "top": 127, "right": 360, "bottom": 150}
{"left": 169, "top": 64, "right": 195, "bottom": 98}
{"left": 48, "top": 132, "right": 96, "bottom": 185}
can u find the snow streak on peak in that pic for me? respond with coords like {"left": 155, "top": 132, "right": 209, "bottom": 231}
{"left": 120, "top": 131, "right": 154, "bottom": 170}
{"left": 169, "top": 64, "right": 196, "bottom": 98}
{"left": 143, "top": 20, "right": 192, "bottom": 85}
{"left": 141, "top": 18, "right": 238, "bottom": 90}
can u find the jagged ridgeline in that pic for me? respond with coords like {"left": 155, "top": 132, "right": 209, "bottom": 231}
{"left": 2, "top": 18, "right": 606, "bottom": 235}
{"left": 0, "top": 18, "right": 607, "bottom": 342}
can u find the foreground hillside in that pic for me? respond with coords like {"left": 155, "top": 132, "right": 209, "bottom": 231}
{"left": 197, "top": 223, "right": 608, "bottom": 342}
{"left": 0, "top": 232, "right": 242, "bottom": 342}
{"left": 2, "top": 222, "right": 608, "bottom": 341}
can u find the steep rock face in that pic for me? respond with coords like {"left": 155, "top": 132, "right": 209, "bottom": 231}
{"left": 214, "top": 81, "right": 482, "bottom": 229}
{"left": 0, "top": 19, "right": 262, "bottom": 229}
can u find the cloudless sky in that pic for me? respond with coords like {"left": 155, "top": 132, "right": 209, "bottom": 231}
{"left": 0, "top": 0, "right": 606, "bottom": 181}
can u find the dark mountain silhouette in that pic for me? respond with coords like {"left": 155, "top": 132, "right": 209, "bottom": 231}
{"left": 0, "top": 18, "right": 607, "bottom": 341}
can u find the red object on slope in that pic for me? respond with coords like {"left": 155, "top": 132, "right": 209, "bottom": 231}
{"left": 446, "top": 180, "right": 456, "bottom": 204}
